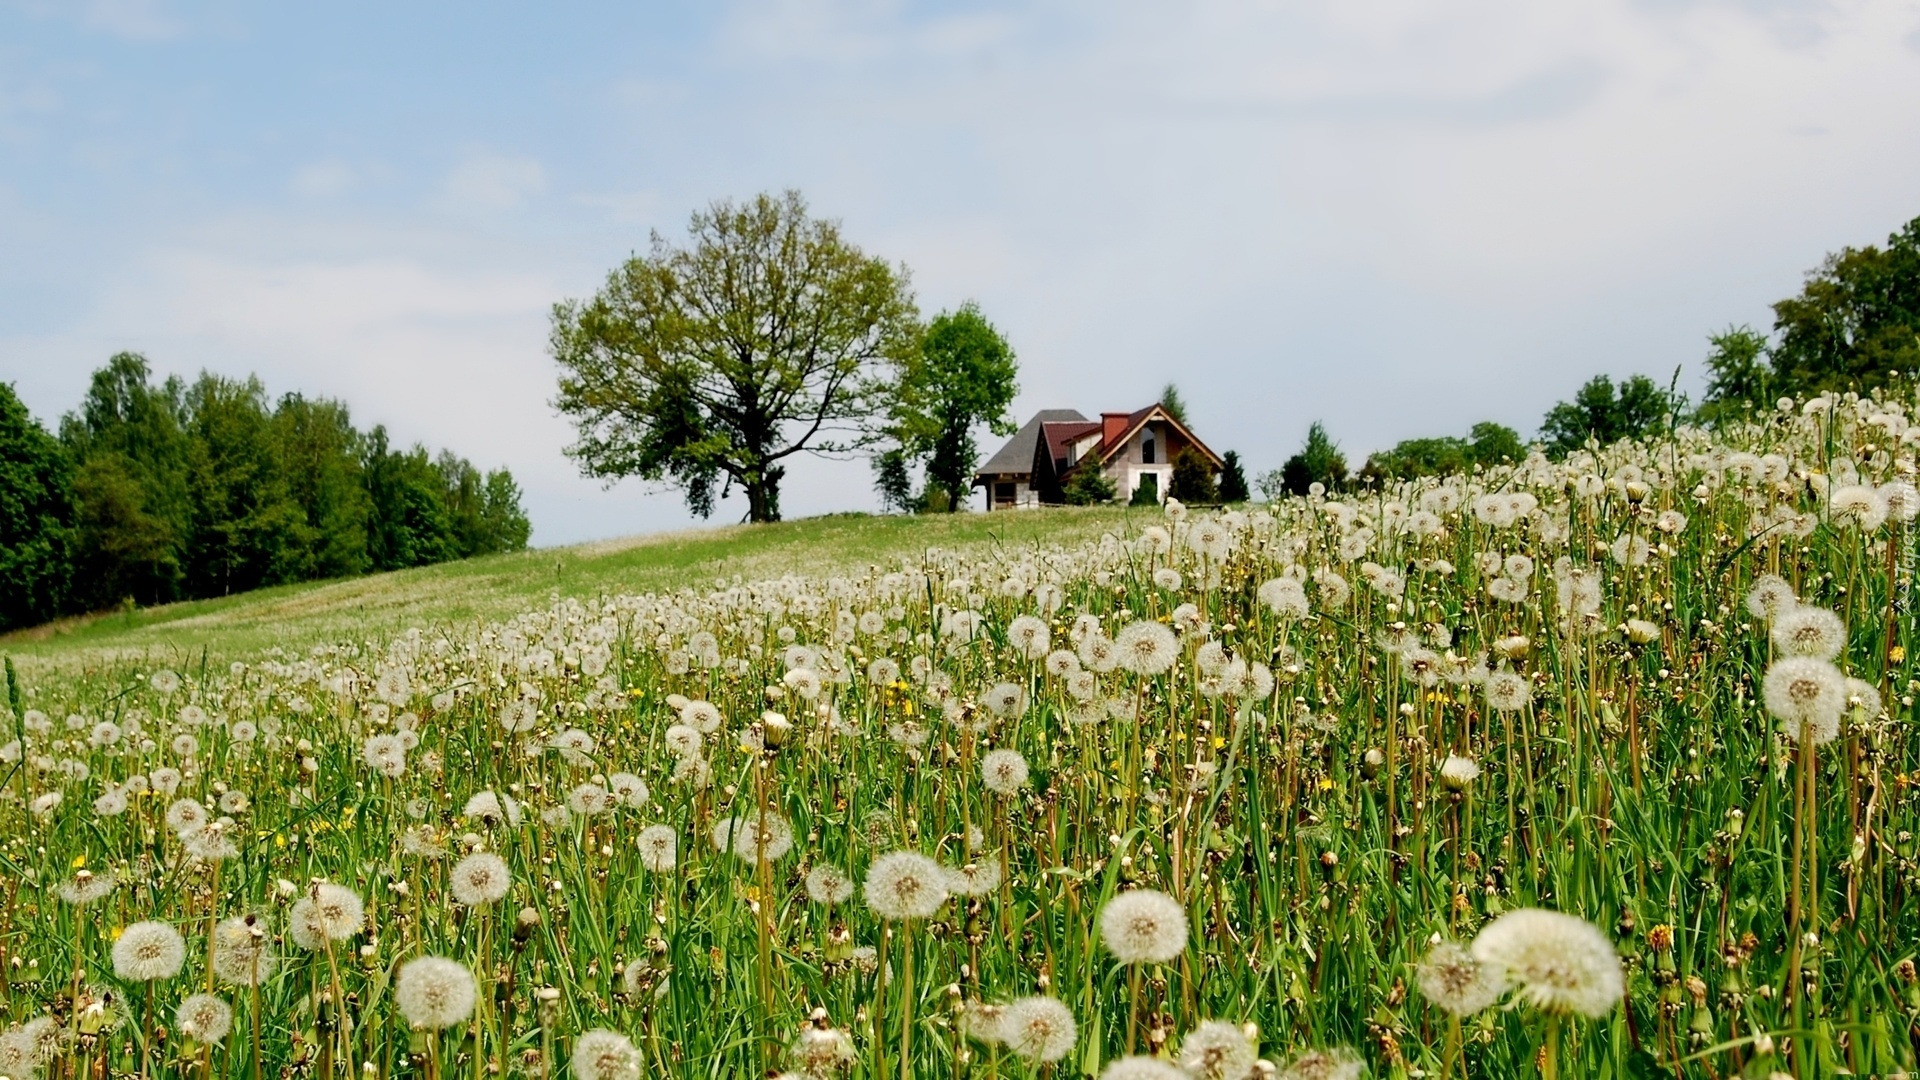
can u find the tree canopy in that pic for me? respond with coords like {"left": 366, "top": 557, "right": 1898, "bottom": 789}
{"left": 0, "top": 383, "right": 75, "bottom": 630}
{"left": 0, "top": 354, "right": 529, "bottom": 629}
{"left": 1359, "top": 421, "right": 1522, "bottom": 484}
{"left": 879, "top": 301, "right": 1019, "bottom": 512}
{"left": 552, "top": 190, "right": 921, "bottom": 523}
{"left": 1693, "top": 215, "right": 1920, "bottom": 415}
{"left": 1277, "top": 421, "right": 1348, "bottom": 496}
{"left": 1539, "top": 373, "right": 1680, "bottom": 457}
{"left": 1769, "top": 215, "right": 1920, "bottom": 394}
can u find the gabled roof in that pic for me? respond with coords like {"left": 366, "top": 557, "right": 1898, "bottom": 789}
{"left": 1041, "top": 420, "right": 1102, "bottom": 470}
{"left": 1089, "top": 405, "right": 1225, "bottom": 470}
{"left": 976, "top": 409, "right": 1088, "bottom": 479}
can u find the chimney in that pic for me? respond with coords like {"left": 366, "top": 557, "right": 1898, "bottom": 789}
{"left": 1101, "top": 412, "right": 1130, "bottom": 449}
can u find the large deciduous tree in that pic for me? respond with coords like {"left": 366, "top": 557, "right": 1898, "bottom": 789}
{"left": 882, "top": 301, "right": 1019, "bottom": 512}
{"left": 1769, "top": 216, "right": 1920, "bottom": 395}
{"left": 0, "top": 384, "right": 74, "bottom": 629}
{"left": 1539, "top": 373, "right": 1680, "bottom": 458}
{"left": 551, "top": 190, "right": 921, "bottom": 523}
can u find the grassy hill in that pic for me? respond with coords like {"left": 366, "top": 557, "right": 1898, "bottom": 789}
{"left": 1, "top": 507, "right": 1134, "bottom": 673}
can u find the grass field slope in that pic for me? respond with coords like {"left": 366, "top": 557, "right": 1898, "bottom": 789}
{"left": 2, "top": 507, "right": 1133, "bottom": 673}
{"left": 1, "top": 391, "right": 1917, "bottom": 1079}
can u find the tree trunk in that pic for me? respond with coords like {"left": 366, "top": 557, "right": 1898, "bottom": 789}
{"left": 745, "top": 467, "right": 784, "bottom": 524}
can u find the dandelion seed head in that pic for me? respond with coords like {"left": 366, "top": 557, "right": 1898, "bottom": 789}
{"left": 1099, "top": 888, "right": 1188, "bottom": 965}
{"left": 805, "top": 864, "right": 855, "bottom": 906}
{"left": 1178, "top": 1020, "right": 1257, "bottom": 1080}
{"left": 1762, "top": 656, "right": 1847, "bottom": 744}
{"left": 570, "top": 1029, "right": 641, "bottom": 1080}
{"left": 211, "top": 916, "right": 276, "bottom": 986}
{"left": 451, "top": 852, "right": 512, "bottom": 906}
{"left": 980, "top": 748, "right": 1029, "bottom": 795}
{"left": 863, "top": 851, "right": 949, "bottom": 921}
{"left": 396, "top": 956, "right": 477, "bottom": 1030}
{"left": 111, "top": 921, "right": 185, "bottom": 982}
{"left": 1113, "top": 621, "right": 1178, "bottom": 676}
{"left": 288, "top": 883, "right": 365, "bottom": 950}
{"left": 1483, "top": 669, "right": 1532, "bottom": 712}
{"left": 1416, "top": 941, "right": 1504, "bottom": 1016}
{"left": 1001, "top": 996, "right": 1077, "bottom": 1064}
{"left": 175, "top": 994, "right": 233, "bottom": 1044}
{"left": 636, "top": 824, "right": 678, "bottom": 872}
{"left": 1471, "top": 908, "right": 1623, "bottom": 1018}
{"left": 1770, "top": 605, "right": 1846, "bottom": 661}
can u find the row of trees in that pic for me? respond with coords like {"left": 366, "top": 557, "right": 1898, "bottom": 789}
{"left": 1278, "top": 212, "right": 1920, "bottom": 492}
{"left": 0, "top": 354, "right": 530, "bottom": 631}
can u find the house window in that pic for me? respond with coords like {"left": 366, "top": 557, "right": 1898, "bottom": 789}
{"left": 994, "top": 482, "right": 1015, "bottom": 504}
{"left": 1142, "top": 437, "right": 1155, "bottom": 464}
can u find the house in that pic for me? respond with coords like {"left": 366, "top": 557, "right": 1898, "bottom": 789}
{"left": 974, "top": 403, "right": 1223, "bottom": 510}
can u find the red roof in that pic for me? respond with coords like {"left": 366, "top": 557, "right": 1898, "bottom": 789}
{"left": 1088, "top": 405, "right": 1223, "bottom": 469}
{"left": 1041, "top": 420, "right": 1101, "bottom": 469}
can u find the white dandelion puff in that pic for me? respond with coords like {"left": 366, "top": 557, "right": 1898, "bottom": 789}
{"left": 396, "top": 956, "right": 478, "bottom": 1030}
{"left": 111, "top": 921, "right": 185, "bottom": 982}
{"left": 1099, "top": 888, "right": 1188, "bottom": 965}
{"left": 864, "top": 851, "right": 949, "bottom": 921}
{"left": 1470, "top": 908, "right": 1623, "bottom": 1018}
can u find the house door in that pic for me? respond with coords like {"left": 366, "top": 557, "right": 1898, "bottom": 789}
{"left": 1134, "top": 472, "right": 1158, "bottom": 504}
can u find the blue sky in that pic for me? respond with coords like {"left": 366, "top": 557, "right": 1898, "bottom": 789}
{"left": 5, "top": 0, "right": 1919, "bottom": 544}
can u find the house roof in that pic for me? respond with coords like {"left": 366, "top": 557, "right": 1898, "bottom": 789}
{"left": 1089, "top": 405, "right": 1225, "bottom": 470}
{"left": 1041, "top": 420, "right": 1102, "bottom": 470}
{"left": 975, "top": 409, "right": 1088, "bottom": 480}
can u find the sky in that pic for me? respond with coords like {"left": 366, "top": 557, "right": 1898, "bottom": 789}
{"left": 4, "top": 0, "right": 1919, "bottom": 545}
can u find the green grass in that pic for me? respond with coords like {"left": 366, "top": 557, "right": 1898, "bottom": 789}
{"left": 1, "top": 507, "right": 1135, "bottom": 672}
{"left": 5, "top": 403, "right": 1918, "bottom": 1079}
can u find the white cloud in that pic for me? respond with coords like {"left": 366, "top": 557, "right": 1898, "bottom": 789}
{"left": 574, "top": 189, "right": 664, "bottom": 226}
{"left": 290, "top": 161, "right": 362, "bottom": 199}
{"left": 81, "top": 0, "right": 178, "bottom": 39}
{"left": 438, "top": 154, "right": 547, "bottom": 214}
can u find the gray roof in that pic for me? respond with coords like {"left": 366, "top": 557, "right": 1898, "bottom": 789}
{"left": 976, "top": 410, "right": 1089, "bottom": 479}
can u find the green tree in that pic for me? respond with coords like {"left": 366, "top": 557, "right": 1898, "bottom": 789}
{"left": 1217, "top": 450, "right": 1250, "bottom": 503}
{"left": 479, "top": 469, "right": 533, "bottom": 553}
{"left": 270, "top": 393, "right": 372, "bottom": 580}
{"left": 1539, "top": 374, "right": 1680, "bottom": 457}
{"left": 552, "top": 190, "right": 921, "bottom": 523}
{"left": 1280, "top": 421, "right": 1348, "bottom": 496}
{"left": 59, "top": 353, "right": 192, "bottom": 607}
{"left": 0, "top": 384, "right": 74, "bottom": 629}
{"left": 884, "top": 302, "right": 1019, "bottom": 512}
{"left": 1469, "top": 422, "right": 1523, "bottom": 466}
{"left": 363, "top": 428, "right": 457, "bottom": 571}
{"left": 181, "top": 373, "right": 306, "bottom": 596}
{"left": 1696, "top": 325, "right": 1774, "bottom": 423}
{"left": 1169, "top": 446, "right": 1217, "bottom": 503}
{"left": 1159, "top": 384, "right": 1189, "bottom": 427}
{"left": 871, "top": 448, "right": 916, "bottom": 513}
{"left": 436, "top": 451, "right": 533, "bottom": 557}
{"left": 1360, "top": 436, "right": 1470, "bottom": 484}
{"left": 1769, "top": 216, "right": 1920, "bottom": 395}
{"left": 1062, "top": 466, "right": 1116, "bottom": 506}
{"left": 1361, "top": 421, "right": 1525, "bottom": 484}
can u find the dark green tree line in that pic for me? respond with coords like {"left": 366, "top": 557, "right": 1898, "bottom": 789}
{"left": 0, "top": 354, "right": 531, "bottom": 630}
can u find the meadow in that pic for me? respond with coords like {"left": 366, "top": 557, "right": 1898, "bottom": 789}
{"left": 1, "top": 391, "right": 1917, "bottom": 1080}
